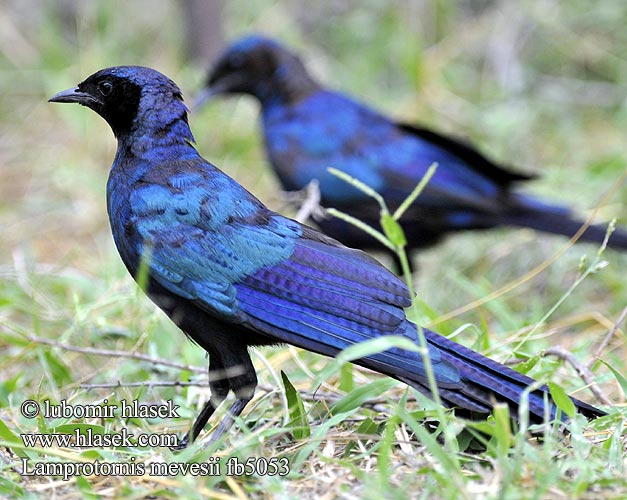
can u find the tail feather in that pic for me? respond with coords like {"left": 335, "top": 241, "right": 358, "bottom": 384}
{"left": 504, "top": 196, "right": 627, "bottom": 250}
{"left": 505, "top": 212, "right": 627, "bottom": 250}
{"left": 399, "top": 328, "right": 605, "bottom": 422}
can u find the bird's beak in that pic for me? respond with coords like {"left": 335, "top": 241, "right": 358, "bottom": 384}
{"left": 49, "top": 87, "right": 100, "bottom": 106}
{"left": 192, "top": 72, "right": 247, "bottom": 112}
{"left": 191, "top": 87, "right": 217, "bottom": 112}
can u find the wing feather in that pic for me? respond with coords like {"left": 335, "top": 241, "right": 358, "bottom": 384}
{"left": 128, "top": 171, "right": 460, "bottom": 387}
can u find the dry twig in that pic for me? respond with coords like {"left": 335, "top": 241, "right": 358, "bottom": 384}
{"left": 27, "top": 334, "right": 205, "bottom": 374}
{"left": 283, "top": 180, "right": 325, "bottom": 224}
{"left": 543, "top": 346, "right": 612, "bottom": 406}
{"left": 592, "top": 305, "right": 627, "bottom": 363}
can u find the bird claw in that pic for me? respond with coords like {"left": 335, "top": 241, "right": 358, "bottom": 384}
{"left": 170, "top": 432, "right": 190, "bottom": 451}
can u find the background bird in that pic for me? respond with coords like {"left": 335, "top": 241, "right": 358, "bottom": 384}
{"left": 50, "top": 66, "right": 603, "bottom": 446}
{"left": 198, "top": 35, "right": 627, "bottom": 270}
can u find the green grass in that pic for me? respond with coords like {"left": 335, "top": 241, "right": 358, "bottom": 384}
{"left": 2, "top": 1, "right": 627, "bottom": 498}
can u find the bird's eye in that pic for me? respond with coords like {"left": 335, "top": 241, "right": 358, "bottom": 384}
{"left": 98, "top": 81, "right": 113, "bottom": 96}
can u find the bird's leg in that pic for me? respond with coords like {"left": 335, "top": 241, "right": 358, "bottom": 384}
{"left": 205, "top": 348, "right": 257, "bottom": 446}
{"left": 172, "top": 356, "right": 230, "bottom": 450}
{"left": 174, "top": 347, "right": 257, "bottom": 448}
{"left": 206, "top": 395, "right": 253, "bottom": 445}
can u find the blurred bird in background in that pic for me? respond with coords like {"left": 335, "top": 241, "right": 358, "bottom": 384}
{"left": 198, "top": 35, "right": 627, "bottom": 271}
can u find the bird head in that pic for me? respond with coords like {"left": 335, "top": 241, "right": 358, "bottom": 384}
{"left": 49, "top": 66, "right": 188, "bottom": 138}
{"left": 196, "top": 35, "right": 318, "bottom": 109}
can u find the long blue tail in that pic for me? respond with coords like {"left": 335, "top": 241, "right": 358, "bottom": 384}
{"left": 357, "top": 326, "right": 605, "bottom": 422}
{"left": 503, "top": 195, "right": 627, "bottom": 250}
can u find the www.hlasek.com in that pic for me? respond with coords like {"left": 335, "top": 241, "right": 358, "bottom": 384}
{"left": 18, "top": 399, "right": 290, "bottom": 480}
